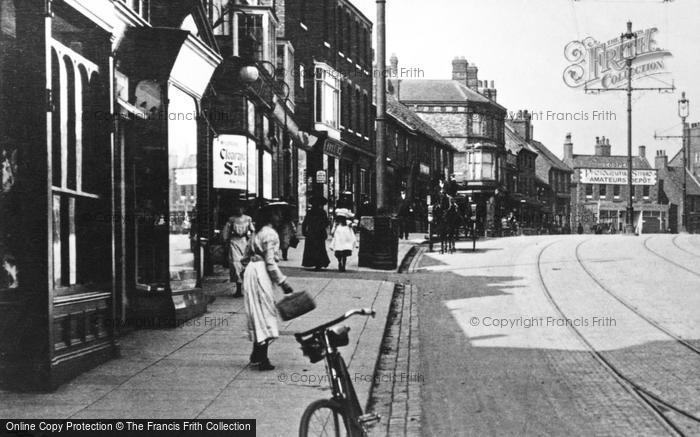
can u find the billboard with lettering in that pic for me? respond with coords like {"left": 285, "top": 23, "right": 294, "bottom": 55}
{"left": 213, "top": 135, "right": 248, "bottom": 190}
{"left": 579, "top": 168, "right": 657, "bottom": 186}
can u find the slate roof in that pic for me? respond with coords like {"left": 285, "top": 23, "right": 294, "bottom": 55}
{"left": 529, "top": 140, "right": 573, "bottom": 183}
{"left": 391, "top": 79, "right": 506, "bottom": 111}
{"left": 504, "top": 123, "right": 537, "bottom": 155}
{"left": 387, "top": 96, "right": 455, "bottom": 150}
{"left": 665, "top": 167, "right": 700, "bottom": 196}
{"left": 565, "top": 154, "right": 652, "bottom": 170}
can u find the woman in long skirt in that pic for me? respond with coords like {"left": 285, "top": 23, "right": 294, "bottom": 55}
{"left": 302, "top": 199, "right": 331, "bottom": 270}
{"left": 222, "top": 206, "right": 254, "bottom": 297}
{"left": 241, "top": 208, "right": 293, "bottom": 370}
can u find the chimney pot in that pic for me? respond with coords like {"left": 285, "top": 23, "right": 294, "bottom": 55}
{"left": 638, "top": 145, "right": 646, "bottom": 158}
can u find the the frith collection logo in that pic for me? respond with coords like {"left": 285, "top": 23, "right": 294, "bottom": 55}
{"left": 563, "top": 27, "right": 672, "bottom": 89}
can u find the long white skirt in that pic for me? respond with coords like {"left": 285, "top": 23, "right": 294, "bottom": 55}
{"left": 242, "top": 260, "right": 280, "bottom": 343}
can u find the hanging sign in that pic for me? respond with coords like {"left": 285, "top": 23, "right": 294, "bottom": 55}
{"left": 213, "top": 135, "right": 247, "bottom": 190}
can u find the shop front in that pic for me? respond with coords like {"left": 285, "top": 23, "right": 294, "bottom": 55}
{"left": 0, "top": 0, "right": 119, "bottom": 390}
{"left": 115, "top": 14, "right": 221, "bottom": 327}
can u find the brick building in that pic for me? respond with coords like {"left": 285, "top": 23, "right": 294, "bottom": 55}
{"left": 277, "top": 0, "right": 375, "bottom": 218}
{"left": 563, "top": 135, "right": 667, "bottom": 233}
{"left": 655, "top": 149, "right": 700, "bottom": 233}
{"left": 390, "top": 56, "right": 506, "bottom": 232}
{"left": 504, "top": 113, "right": 572, "bottom": 233}
{"left": 385, "top": 95, "right": 455, "bottom": 229}
{"left": 0, "top": 0, "right": 224, "bottom": 389}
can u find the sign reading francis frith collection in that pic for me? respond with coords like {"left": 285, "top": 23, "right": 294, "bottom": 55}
{"left": 563, "top": 27, "right": 672, "bottom": 89}
{"left": 579, "top": 168, "right": 658, "bottom": 186}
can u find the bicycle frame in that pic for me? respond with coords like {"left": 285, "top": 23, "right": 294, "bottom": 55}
{"left": 321, "top": 333, "right": 364, "bottom": 435}
{"left": 296, "top": 309, "right": 377, "bottom": 437}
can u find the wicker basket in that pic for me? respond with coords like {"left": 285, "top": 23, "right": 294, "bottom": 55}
{"left": 276, "top": 291, "right": 316, "bottom": 321}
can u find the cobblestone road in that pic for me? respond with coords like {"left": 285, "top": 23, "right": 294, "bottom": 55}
{"left": 414, "top": 234, "right": 700, "bottom": 436}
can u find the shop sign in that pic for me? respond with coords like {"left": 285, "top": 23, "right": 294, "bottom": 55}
{"left": 316, "top": 170, "right": 327, "bottom": 184}
{"left": 323, "top": 140, "right": 344, "bottom": 158}
{"left": 213, "top": 135, "right": 247, "bottom": 190}
{"left": 579, "top": 168, "right": 657, "bottom": 186}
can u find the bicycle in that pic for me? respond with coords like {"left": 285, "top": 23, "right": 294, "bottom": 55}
{"left": 295, "top": 308, "right": 381, "bottom": 437}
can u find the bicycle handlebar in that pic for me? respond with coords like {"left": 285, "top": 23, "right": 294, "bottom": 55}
{"left": 294, "top": 308, "right": 375, "bottom": 339}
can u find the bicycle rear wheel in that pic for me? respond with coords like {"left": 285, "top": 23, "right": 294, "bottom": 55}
{"left": 299, "top": 399, "right": 350, "bottom": 437}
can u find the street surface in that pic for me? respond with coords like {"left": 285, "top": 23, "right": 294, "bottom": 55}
{"left": 413, "top": 234, "right": 700, "bottom": 436}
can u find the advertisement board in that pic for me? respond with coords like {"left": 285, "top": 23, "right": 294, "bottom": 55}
{"left": 213, "top": 135, "right": 248, "bottom": 190}
{"left": 579, "top": 168, "right": 657, "bottom": 186}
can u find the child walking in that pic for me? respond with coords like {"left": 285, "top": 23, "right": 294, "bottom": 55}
{"left": 330, "top": 216, "right": 356, "bottom": 272}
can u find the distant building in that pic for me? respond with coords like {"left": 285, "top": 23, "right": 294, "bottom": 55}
{"left": 505, "top": 113, "right": 572, "bottom": 233}
{"left": 390, "top": 56, "right": 506, "bottom": 232}
{"left": 385, "top": 94, "right": 455, "bottom": 228}
{"left": 563, "top": 135, "right": 667, "bottom": 233}
{"left": 655, "top": 149, "right": 700, "bottom": 233}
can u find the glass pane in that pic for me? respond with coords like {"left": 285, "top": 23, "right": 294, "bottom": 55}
{"left": 167, "top": 84, "right": 198, "bottom": 287}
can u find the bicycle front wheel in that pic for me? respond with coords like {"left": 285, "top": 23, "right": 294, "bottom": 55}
{"left": 299, "top": 399, "right": 351, "bottom": 437}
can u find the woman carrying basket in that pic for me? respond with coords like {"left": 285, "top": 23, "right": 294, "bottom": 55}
{"left": 241, "top": 206, "right": 294, "bottom": 371}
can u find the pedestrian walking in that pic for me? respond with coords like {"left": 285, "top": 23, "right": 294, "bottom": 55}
{"left": 241, "top": 206, "right": 294, "bottom": 371}
{"left": 273, "top": 201, "right": 297, "bottom": 261}
{"left": 330, "top": 216, "right": 356, "bottom": 272}
{"left": 397, "top": 191, "right": 413, "bottom": 240}
{"left": 222, "top": 206, "right": 254, "bottom": 298}
{"left": 302, "top": 197, "right": 331, "bottom": 271}
{"left": 577, "top": 222, "right": 584, "bottom": 234}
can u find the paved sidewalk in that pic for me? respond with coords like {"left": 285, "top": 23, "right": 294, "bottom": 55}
{"left": 0, "top": 277, "right": 394, "bottom": 437}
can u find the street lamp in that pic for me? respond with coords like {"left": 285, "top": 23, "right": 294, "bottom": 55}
{"left": 679, "top": 91, "right": 690, "bottom": 233}
{"left": 621, "top": 21, "right": 638, "bottom": 234}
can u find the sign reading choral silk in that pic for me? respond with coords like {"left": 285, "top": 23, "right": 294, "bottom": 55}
{"left": 213, "top": 135, "right": 247, "bottom": 190}
{"left": 579, "top": 168, "right": 657, "bottom": 186}
{"left": 563, "top": 27, "right": 672, "bottom": 89}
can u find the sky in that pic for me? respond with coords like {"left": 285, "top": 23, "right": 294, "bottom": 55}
{"left": 351, "top": 0, "right": 700, "bottom": 161}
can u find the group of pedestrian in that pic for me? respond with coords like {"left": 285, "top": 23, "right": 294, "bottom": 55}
{"left": 300, "top": 196, "right": 358, "bottom": 272}
{"left": 221, "top": 197, "right": 358, "bottom": 371}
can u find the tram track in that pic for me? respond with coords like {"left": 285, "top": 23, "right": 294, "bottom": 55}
{"left": 575, "top": 239, "right": 700, "bottom": 356}
{"left": 642, "top": 236, "right": 700, "bottom": 278}
{"left": 535, "top": 239, "right": 700, "bottom": 437}
{"left": 672, "top": 235, "right": 700, "bottom": 258}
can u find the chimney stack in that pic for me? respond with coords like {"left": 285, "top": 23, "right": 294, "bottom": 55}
{"left": 564, "top": 133, "right": 574, "bottom": 160}
{"left": 466, "top": 63, "right": 479, "bottom": 89}
{"left": 389, "top": 53, "right": 399, "bottom": 77}
{"left": 638, "top": 145, "right": 646, "bottom": 158}
{"left": 595, "top": 136, "right": 611, "bottom": 156}
{"left": 655, "top": 150, "right": 668, "bottom": 170}
{"left": 452, "top": 56, "right": 468, "bottom": 86}
{"left": 512, "top": 110, "right": 532, "bottom": 142}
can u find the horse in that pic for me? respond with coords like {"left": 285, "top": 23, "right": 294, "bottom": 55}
{"left": 443, "top": 197, "right": 464, "bottom": 254}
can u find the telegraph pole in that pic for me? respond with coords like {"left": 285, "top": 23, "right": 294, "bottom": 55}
{"left": 375, "top": 0, "right": 387, "bottom": 212}
{"left": 655, "top": 92, "right": 692, "bottom": 233}
{"left": 585, "top": 21, "right": 675, "bottom": 235}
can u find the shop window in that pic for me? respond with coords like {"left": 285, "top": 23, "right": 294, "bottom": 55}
{"left": 167, "top": 84, "right": 198, "bottom": 286}
{"left": 50, "top": 44, "right": 110, "bottom": 293}
{"left": 314, "top": 64, "right": 340, "bottom": 130}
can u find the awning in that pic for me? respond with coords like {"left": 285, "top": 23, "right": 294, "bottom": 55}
{"left": 115, "top": 27, "right": 190, "bottom": 82}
